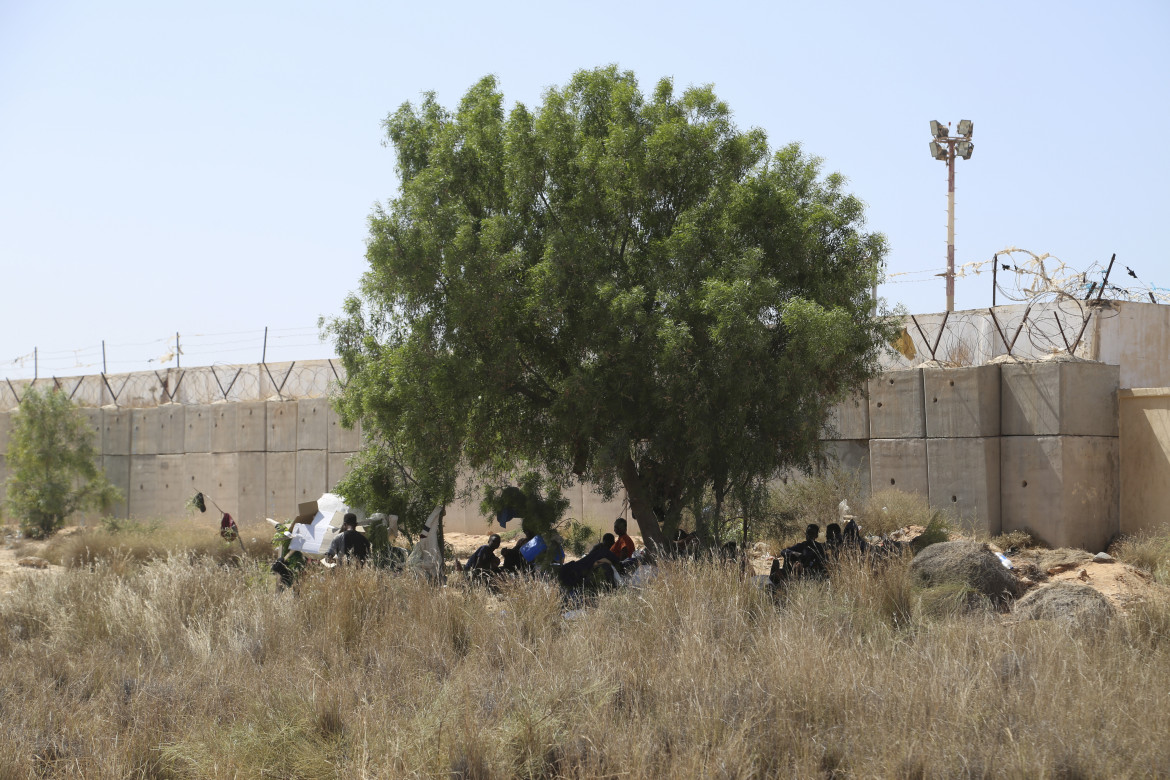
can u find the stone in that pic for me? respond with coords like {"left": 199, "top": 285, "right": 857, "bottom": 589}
{"left": 1013, "top": 581, "right": 1116, "bottom": 631}
{"left": 1093, "top": 552, "right": 1115, "bottom": 563}
{"left": 910, "top": 540, "right": 1025, "bottom": 603}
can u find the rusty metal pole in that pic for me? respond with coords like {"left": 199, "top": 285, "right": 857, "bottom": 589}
{"left": 946, "top": 142, "right": 956, "bottom": 312}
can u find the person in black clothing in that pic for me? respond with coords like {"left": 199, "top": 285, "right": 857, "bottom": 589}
{"left": 559, "top": 533, "right": 623, "bottom": 590}
{"left": 842, "top": 518, "right": 867, "bottom": 553}
{"left": 464, "top": 534, "right": 502, "bottom": 582}
{"left": 325, "top": 513, "right": 371, "bottom": 565}
{"left": 781, "top": 524, "right": 827, "bottom": 576}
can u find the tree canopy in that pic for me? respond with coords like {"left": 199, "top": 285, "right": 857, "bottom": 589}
{"left": 328, "top": 67, "right": 892, "bottom": 545}
{"left": 4, "top": 388, "right": 121, "bottom": 538}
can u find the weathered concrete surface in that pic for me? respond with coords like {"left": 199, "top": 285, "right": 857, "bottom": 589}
{"left": 1119, "top": 388, "right": 1170, "bottom": 536}
{"left": 131, "top": 406, "right": 185, "bottom": 456}
{"left": 823, "top": 391, "right": 869, "bottom": 441}
{"left": 102, "top": 409, "right": 132, "bottom": 456}
{"left": 327, "top": 451, "right": 355, "bottom": 492}
{"left": 869, "top": 438, "right": 928, "bottom": 496}
{"left": 265, "top": 451, "right": 296, "bottom": 519}
{"left": 236, "top": 402, "right": 267, "bottom": 452}
{"left": 0, "top": 410, "right": 10, "bottom": 453}
{"left": 295, "top": 450, "right": 328, "bottom": 507}
{"left": 927, "top": 437, "right": 1001, "bottom": 536}
{"left": 184, "top": 405, "right": 213, "bottom": 453}
{"left": 868, "top": 369, "right": 926, "bottom": 438}
{"left": 211, "top": 453, "right": 240, "bottom": 517}
{"left": 129, "top": 455, "right": 159, "bottom": 519}
{"left": 237, "top": 452, "right": 266, "bottom": 522}
{"left": 102, "top": 455, "right": 132, "bottom": 519}
{"left": 328, "top": 407, "right": 362, "bottom": 453}
{"left": 210, "top": 403, "right": 237, "bottom": 453}
{"left": 822, "top": 440, "right": 871, "bottom": 496}
{"left": 266, "top": 401, "right": 298, "bottom": 452}
{"left": 297, "top": 398, "right": 329, "bottom": 452}
{"left": 925, "top": 365, "right": 1000, "bottom": 438}
{"left": 156, "top": 454, "right": 186, "bottom": 519}
{"left": 1001, "top": 362, "right": 1119, "bottom": 437}
{"left": 1094, "top": 301, "right": 1170, "bottom": 388}
{"left": 1000, "top": 435, "right": 1119, "bottom": 552}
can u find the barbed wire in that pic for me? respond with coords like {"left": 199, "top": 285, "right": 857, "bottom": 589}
{"left": 0, "top": 325, "right": 334, "bottom": 380}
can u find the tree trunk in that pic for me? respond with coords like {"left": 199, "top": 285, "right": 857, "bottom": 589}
{"left": 619, "top": 456, "right": 666, "bottom": 549}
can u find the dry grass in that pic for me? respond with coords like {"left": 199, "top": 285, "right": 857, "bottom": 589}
{"left": 1113, "top": 530, "right": 1170, "bottom": 585}
{"left": 39, "top": 519, "right": 272, "bottom": 572}
{"left": 2, "top": 544, "right": 1170, "bottom": 777}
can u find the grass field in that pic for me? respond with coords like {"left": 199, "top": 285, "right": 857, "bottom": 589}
{"left": 2, "top": 516, "right": 1170, "bottom": 779}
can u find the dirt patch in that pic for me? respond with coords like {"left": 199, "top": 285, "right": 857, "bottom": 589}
{"left": 1006, "top": 547, "right": 1166, "bottom": 612}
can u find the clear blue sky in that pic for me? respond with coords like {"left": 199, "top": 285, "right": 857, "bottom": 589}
{"left": 2, "top": 0, "right": 1166, "bottom": 379}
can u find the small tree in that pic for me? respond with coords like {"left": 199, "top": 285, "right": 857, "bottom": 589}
{"left": 4, "top": 388, "right": 120, "bottom": 538}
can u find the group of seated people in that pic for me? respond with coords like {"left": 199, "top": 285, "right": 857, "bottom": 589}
{"left": 769, "top": 518, "right": 866, "bottom": 583}
{"left": 461, "top": 517, "right": 640, "bottom": 592}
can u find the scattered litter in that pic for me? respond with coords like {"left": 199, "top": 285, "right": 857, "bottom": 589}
{"left": 995, "top": 552, "right": 1014, "bottom": 570}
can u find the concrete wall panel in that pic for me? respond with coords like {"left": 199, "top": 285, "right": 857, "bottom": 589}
{"left": 129, "top": 455, "right": 159, "bottom": 518}
{"left": 0, "top": 411, "right": 11, "bottom": 453}
{"left": 823, "top": 440, "right": 871, "bottom": 497}
{"left": 210, "top": 403, "right": 237, "bottom": 453}
{"left": 824, "top": 391, "right": 869, "bottom": 441}
{"left": 1119, "top": 389, "right": 1170, "bottom": 537}
{"left": 266, "top": 451, "right": 296, "bottom": 520}
{"left": 328, "top": 407, "right": 362, "bottom": 453}
{"left": 868, "top": 369, "right": 926, "bottom": 438}
{"left": 925, "top": 365, "right": 1000, "bottom": 438}
{"left": 1001, "top": 362, "right": 1119, "bottom": 437}
{"left": 78, "top": 408, "right": 103, "bottom": 454}
{"left": 297, "top": 398, "right": 329, "bottom": 451}
{"left": 1000, "top": 435, "right": 1119, "bottom": 552}
{"left": 132, "top": 407, "right": 184, "bottom": 456}
{"left": 927, "top": 437, "right": 1001, "bottom": 536}
{"left": 157, "top": 454, "right": 187, "bottom": 519}
{"left": 238, "top": 452, "right": 266, "bottom": 522}
{"left": 210, "top": 453, "right": 240, "bottom": 518}
{"left": 327, "top": 451, "right": 355, "bottom": 492}
{"left": 102, "top": 455, "right": 131, "bottom": 519}
{"left": 184, "top": 405, "right": 212, "bottom": 453}
{"left": 184, "top": 453, "right": 214, "bottom": 513}
{"left": 295, "top": 450, "right": 328, "bottom": 506}
{"left": 131, "top": 407, "right": 161, "bottom": 455}
{"left": 103, "top": 409, "right": 132, "bottom": 456}
{"left": 266, "top": 401, "right": 297, "bottom": 452}
{"left": 869, "top": 438, "right": 928, "bottom": 496}
{"left": 237, "top": 402, "right": 267, "bottom": 452}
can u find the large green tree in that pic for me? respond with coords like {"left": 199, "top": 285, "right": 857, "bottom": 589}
{"left": 5, "top": 388, "right": 121, "bottom": 538}
{"left": 329, "top": 67, "right": 892, "bottom": 546}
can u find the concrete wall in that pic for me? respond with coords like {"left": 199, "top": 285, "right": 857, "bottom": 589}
{"left": 818, "top": 360, "right": 1122, "bottom": 550}
{"left": 1119, "top": 389, "right": 1170, "bottom": 537}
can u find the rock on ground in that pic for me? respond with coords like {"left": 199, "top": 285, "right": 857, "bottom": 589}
{"left": 1013, "top": 581, "right": 1117, "bottom": 631}
{"left": 910, "top": 540, "right": 1025, "bottom": 603}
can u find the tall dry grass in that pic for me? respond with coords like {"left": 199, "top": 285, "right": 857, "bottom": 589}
{"left": 2, "top": 545, "right": 1170, "bottom": 777}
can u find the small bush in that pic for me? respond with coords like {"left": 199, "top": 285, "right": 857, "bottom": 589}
{"left": 1111, "top": 530, "right": 1170, "bottom": 585}
{"left": 859, "top": 488, "right": 937, "bottom": 537}
{"left": 563, "top": 520, "right": 597, "bottom": 557}
{"left": 991, "top": 529, "right": 1036, "bottom": 551}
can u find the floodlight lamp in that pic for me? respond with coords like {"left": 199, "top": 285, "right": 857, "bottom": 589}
{"left": 957, "top": 141, "right": 974, "bottom": 160}
{"left": 929, "top": 141, "right": 946, "bottom": 160}
{"left": 930, "top": 120, "right": 949, "bottom": 138}
{"left": 957, "top": 119, "right": 973, "bottom": 137}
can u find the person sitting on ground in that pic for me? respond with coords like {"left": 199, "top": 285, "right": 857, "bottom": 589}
{"left": 559, "top": 532, "right": 624, "bottom": 590}
{"left": 825, "top": 523, "right": 844, "bottom": 556}
{"left": 464, "top": 534, "right": 502, "bottom": 581}
{"left": 325, "top": 513, "right": 370, "bottom": 565}
{"left": 782, "top": 524, "right": 827, "bottom": 576}
{"left": 610, "top": 518, "right": 636, "bottom": 561}
{"left": 842, "top": 518, "right": 866, "bottom": 553}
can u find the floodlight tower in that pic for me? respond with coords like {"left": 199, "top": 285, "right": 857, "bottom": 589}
{"left": 929, "top": 119, "right": 974, "bottom": 311}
